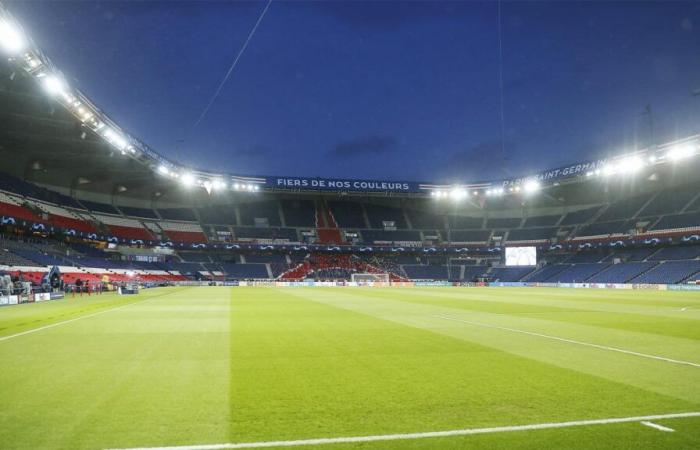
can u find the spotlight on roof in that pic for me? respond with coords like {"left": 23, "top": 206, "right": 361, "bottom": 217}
{"left": 157, "top": 165, "right": 169, "bottom": 176}
{"left": 180, "top": 172, "right": 195, "bottom": 187}
{"left": 523, "top": 180, "right": 540, "bottom": 193}
{"left": 619, "top": 156, "right": 644, "bottom": 174}
{"left": 212, "top": 179, "right": 227, "bottom": 190}
{"left": 602, "top": 164, "right": 617, "bottom": 177}
{"left": 41, "top": 74, "right": 67, "bottom": 97}
{"left": 667, "top": 144, "right": 695, "bottom": 161}
{"left": 0, "top": 19, "right": 25, "bottom": 55}
{"left": 449, "top": 187, "right": 467, "bottom": 200}
{"left": 103, "top": 128, "right": 128, "bottom": 150}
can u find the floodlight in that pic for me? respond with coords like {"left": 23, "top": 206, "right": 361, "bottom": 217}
{"left": 449, "top": 187, "right": 467, "bottom": 200}
{"left": 180, "top": 172, "right": 195, "bottom": 187}
{"left": 0, "top": 19, "right": 25, "bottom": 55}
{"left": 212, "top": 179, "right": 227, "bottom": 190}
{"left": 602, "top": 164, "right": 617, "bottom": 177}
{"left": 41, "top": 74, "right": 67, "bottom": 96}
{"left": 523, "top": 180, "right": 540, "bottom": 193}
{"left": 103, "top": 128, "right": 127, "bottom": 150}
{"left": 667, "top": 144, "right": 695, "bottom": 161}
{"left": 157, "top": 165, "right": 169, "bottom": 176}
{"left": 619, "top": 156, "right": 644, "bottom": 174}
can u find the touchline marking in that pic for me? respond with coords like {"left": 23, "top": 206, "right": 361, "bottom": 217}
{"left": 641, "top": 421, "right": 675, "bottom": 432}
{"left": 434, "top": 315, "right": 700, "bottom": 368}
{"left": 0, "top": 298, "right": 151, "bottom": 343}
{"left": 106, "top": 412, "right": 700, "bottom": 450}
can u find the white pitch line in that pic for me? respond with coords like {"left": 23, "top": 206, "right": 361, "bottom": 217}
{"left": 0, "top": 299, "right": 145, "bottom": 343}
{"left": 641, "top": 421, "right": 675, "bottom": 432}
{"left": 435, "top": 315, "right": 700, "bottom": 368}
{"left": 106, "top": 412, "right": 700, "bottom": 450}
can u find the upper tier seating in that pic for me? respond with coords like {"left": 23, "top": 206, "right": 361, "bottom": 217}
{"left": 361, "top": 229, "right": 421, "bottom": 243}
{"left": 234, "top": 227, "right": 298, "bottom": 241}
{"left": 652, "top": 211, "right": 700, "bottom": 231}
{"left": 637, "top": 185, "right": 699, "bottom": 217}
{"left": 596, "top": 194, "right": 651, "bottom": 222}
{"left": 406, "top": 205, "right": 445, "bottom": 229}
{"left": 198, "top": 206, "right": 236, "bottom": 225}
{"left": 447, "top": 215, "right": 484, "bottom": 229}
{"left": 365, "top": 204, "right": 407, "bottom": 228}
{"left": 486, "top": 217, "right": 522, "bottom": 229}
{"left": 328, "top": 201, "right": 366, "bottom": 228}
{"left": 119, "top": 206, "right": 158, "bottom": 219}
{"left": 449, "top": 230, "right": 491, "bottom": 242}
{"left": 577, "top": 220, "right": 634, "bottom": 237}
{"left": 559, "top": 206, "right": 601, "bottom": 225}
{"left": 79, "top": 200, "right": 120, "bottom": 215}
{"left": 93, "top": 214, "right": 154, "bottom": 241}
{"left": 0, "top": 172, "right": 82, "bottom": 208}
{"left": 523, "top": 215, "right": 560, "bottom": 227}
{"left": 281, "top": 199, "right": 315, "bottom": 227}
{"left": 239, "top": 200, "right": 281, "bottom": 226}
{"left": 158, "top": 208, "right": 198, "bottom": 222}
{"left": 507, "top": 227, "right": 557, "bottom": 241}
{"left": 601, "top": 247, "right": 658, "bottom": 262}
{"left": 158, "top": 221, "right": 207, "bottom": 243}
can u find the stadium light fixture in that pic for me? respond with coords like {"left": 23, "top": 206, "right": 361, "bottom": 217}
{"left": 449, "top": 187, "right": 467, "bottom": 200}
{"left": 212, "top": 179, "right": 227, "bottom": 190}
{"left": 157, "top": 165, "right": 170, "bottom": 176}
{"left": 41, "top": 74, "right": 67, "bottom": 97}
{"left": 0, "top": 18, "right": 25, "bottom": 55}
{"left": 103, "top": 128, "right": 128, "bottom": 151}
{"left": 667, "top": 144, "right": 695, "bottom": 161}
{"left": 619, "top": 156, "right": 644, "bottom": 174}
{"left": 180, "top": 172, "right": 195, "bottom": 187}
{"left": 523, "top": 180, "right": 540, "bottom": 193}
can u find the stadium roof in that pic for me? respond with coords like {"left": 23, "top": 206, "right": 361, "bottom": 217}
{"left": 1, "top": 3, "right": 700, "bottom": 207}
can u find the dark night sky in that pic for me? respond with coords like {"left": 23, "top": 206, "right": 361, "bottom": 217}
{"left": 6, "top": 1, "right": 700, "bottom": 183}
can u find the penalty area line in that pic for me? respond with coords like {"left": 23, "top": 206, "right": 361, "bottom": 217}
{"left": 434, "top": 315, "right": 700, "bottom": 369}
{"left": 641, "top": 421, "right": 675, "bottom": 432}
{"left": 106, "top": 412, "right": 700, "bottom": 450}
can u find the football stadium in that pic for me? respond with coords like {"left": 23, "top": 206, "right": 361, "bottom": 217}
{"left": 1, "top": 2, "right": 699, "bottom": 449}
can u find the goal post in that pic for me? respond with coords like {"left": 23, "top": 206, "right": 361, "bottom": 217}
{"left": 351, "top": 273, "right": 390, "bottom": 285}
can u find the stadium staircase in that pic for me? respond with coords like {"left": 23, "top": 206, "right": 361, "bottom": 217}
{"left": 315, "top": 200, "right": 343, "bottom": 244}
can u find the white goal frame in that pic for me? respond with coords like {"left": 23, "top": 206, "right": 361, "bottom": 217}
{"left": 351, "top": 273, "right": 390, "bottom": 284}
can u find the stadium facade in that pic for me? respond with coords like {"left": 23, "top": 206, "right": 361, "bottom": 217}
{"left": 1, "top": 4, "right": 700, "bottom": 293}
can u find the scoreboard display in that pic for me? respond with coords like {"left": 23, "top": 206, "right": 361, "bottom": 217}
{"left": 505, "top": 246, "right": 537, "bottom": 266}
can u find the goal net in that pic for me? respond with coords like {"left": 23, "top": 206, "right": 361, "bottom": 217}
{"left": 351, "top": 273, "right": 390, "bottom": 285}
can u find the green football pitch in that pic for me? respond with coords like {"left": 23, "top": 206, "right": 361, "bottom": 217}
{"left": 1, "top": 286, "right": 699, "bottom": 450}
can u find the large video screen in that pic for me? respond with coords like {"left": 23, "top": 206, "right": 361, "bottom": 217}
{"left": 505, "top": 246, "right": 537, "bottom": 266}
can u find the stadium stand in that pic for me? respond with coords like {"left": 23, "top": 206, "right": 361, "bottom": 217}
{"left": 158, "top": 208, "right": 198, "bottom": 222}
